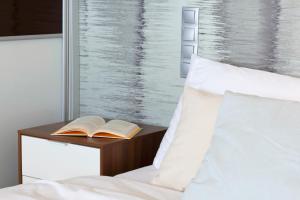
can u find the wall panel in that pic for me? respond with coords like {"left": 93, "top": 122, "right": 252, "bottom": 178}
{"left": 79, "top": 0, "right": 185, "bottom": 126}
{"left": 79, "top": 0, "right": 300, "bottom": 126}
{"left": 0, "top": 38, "right": 63, "bottom": 188}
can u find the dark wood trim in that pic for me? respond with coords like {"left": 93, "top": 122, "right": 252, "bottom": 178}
{"left": 0, "top": 0, "right": 62, "bottom": 37}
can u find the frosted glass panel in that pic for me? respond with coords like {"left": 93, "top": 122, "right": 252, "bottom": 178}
{"left": 188, "top": 0, "right": 300, "bottom": 75}
{"left": 79, "top": 0, "right": 185, "bottom": 126}
{"left": 79, "top": 0, "right": 300, "bottom": 126}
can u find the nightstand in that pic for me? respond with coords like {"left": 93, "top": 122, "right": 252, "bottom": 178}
{"left": 18, "top": 121, "right": 166, "bottom": 184}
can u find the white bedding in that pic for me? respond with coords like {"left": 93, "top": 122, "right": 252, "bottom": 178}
{"left": 116, "top": 165, "right": 158, "bottom": 183}
{"left": 0, "top": 176, "right": 181, "bottom": 200}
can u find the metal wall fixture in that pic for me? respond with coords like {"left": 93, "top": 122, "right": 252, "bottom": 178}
{"left": 63, "top": 0, "right": 80, "bottom": 121}
{"left": 180, "top": 7, "right": 199, "bottom": 78}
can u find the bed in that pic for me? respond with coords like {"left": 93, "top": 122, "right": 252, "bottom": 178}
{"left": 0, "top": 166, "right": 182, "bottom": 200}
{"left": 3, "top": 54, "right": 300, "bottom": 200}
{"left": 1, "top": 55, "right": 300, "bottom": 199}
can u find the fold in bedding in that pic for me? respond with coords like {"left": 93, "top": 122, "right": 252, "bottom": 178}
{"left": 116, "top": 165, "right": 159, "bottom": 183}
{"left": 0, "top": 176, "right": 181, "bottom": 200}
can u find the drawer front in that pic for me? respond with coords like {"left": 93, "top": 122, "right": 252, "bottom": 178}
{"left": 22, "top": 176, "right": 41, "bottom": 184}
{"left": 22, "top": 136, "right": 100, "bottom": 181}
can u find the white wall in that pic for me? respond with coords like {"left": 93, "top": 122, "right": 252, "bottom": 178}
{"left": 0, "top": 37, "right": 63, "bottom": 188}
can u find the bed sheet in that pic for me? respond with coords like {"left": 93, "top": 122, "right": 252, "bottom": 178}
{"left": 0, "top": 175, "right": 181, "bottom": 200}
{"left": 115, "top": 165, "right": 158, "bottom": 183}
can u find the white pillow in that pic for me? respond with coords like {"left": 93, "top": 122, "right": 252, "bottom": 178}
{"left": 153, "top": 96, "right": 183, "bottom": 168}
{"left": 186, "top": 55, "right": 300, "bottom": 101}
{"left": 153, "top": 54, "right": 300, "bottom": 169}
{"left": 183, "top": 92, "right": 300, "bottom": 200}
{"left": 152, "top": 87, "right": 222, "bottom": 191}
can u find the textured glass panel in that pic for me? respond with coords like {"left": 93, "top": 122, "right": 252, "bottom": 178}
{"left": 80, "top": 0, "right": 185, "bottom": 126}
{"left": 80, "top": 0, "right": 300, "bottom": 126}
{"left": 189, "top": 0, "right": 300, "bottom": 75}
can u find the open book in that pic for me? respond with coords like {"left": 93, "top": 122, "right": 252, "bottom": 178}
{"left": 52, "top": 116, "right": 141, "bottom": 139}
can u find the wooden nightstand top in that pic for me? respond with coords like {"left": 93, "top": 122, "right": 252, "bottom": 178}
{"left": 19, "top": 121, "right": 167, "bottom": 149}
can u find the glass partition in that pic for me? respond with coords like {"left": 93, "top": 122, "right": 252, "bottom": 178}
{"left": 73, "top": 0, "right": 300, "bottom": 125}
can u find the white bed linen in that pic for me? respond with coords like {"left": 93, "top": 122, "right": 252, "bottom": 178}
{"left": 0, "top": 176, "right": 181, "bottom": 200}
{"left": 116, "top": 165, "right": 158, "bottom": 183}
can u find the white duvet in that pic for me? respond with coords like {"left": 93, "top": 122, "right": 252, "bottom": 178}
{"left": 0, "top": 176, "right": 181, "bottom": 200}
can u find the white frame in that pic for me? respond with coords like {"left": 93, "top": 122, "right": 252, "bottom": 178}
{"left": 63, "top": 0, "right": 80, "bottom": 120}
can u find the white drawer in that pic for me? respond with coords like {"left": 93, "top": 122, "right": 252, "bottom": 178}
{"left": 22, "top": 176, "right": 41, "bottom": 184}
{"left": 22, "top": 136, "right": 100, "bottom": 181}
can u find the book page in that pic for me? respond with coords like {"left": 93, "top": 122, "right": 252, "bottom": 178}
{"left": 54, "top": 116, "right": 106, "bottom": 135}
{"left": 92, "top": 120, "right": 141, "bottom": 139}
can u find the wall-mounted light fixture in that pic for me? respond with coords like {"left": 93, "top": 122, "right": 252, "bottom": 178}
{"left": 180, "top": 7, "right": 199, "bottom": 78}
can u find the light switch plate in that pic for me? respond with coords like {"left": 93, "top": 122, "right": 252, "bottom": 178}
{"left": 181, "top": 7, "right": 199, "bottom": 78}
{"left": 183, "top": 10, "right": 196, "bottom": 24}
{"left": 182, "top": 45, "right": 195, "bottom": 59}
{"left": 183, "top": 28, "right": 195, "bottom": 41}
